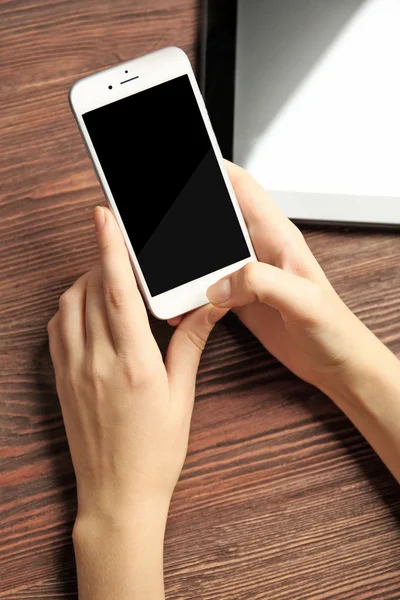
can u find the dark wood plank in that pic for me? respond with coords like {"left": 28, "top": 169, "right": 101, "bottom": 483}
{"left": 1, "top": 1, "right": 400, "bottom": 599}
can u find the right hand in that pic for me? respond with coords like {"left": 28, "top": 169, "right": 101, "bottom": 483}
{"left": 206, "top": 161, "right": 382, "bottom": 394}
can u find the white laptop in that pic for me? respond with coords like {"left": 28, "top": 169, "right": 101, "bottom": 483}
{"left": 234, "top": 0, "right": 400, "bottom": 225}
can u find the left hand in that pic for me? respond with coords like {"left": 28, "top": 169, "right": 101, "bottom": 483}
{"left": 48, "top": 206, "right": 225, "bottom": 521}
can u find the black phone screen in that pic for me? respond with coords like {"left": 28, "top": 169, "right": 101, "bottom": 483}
{"left": 83, "top": 74, "right": 250, "bottom": 296}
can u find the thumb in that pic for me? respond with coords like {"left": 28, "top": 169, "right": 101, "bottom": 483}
{"left": 206, "top": 262, "right": 321, "bottom": 323}
{"left": 166, "top": 304, "right": 227, "bottom": 403}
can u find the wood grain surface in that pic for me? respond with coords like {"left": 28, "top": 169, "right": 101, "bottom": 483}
{"left": 1, "top": 1, "right": 400, "bottom": 598}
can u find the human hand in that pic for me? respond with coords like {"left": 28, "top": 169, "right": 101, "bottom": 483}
{"left": 48, "top": 207, "right": 225, "bottom": 521}
{"left": 206, "top": 162, "right": 382, "bottom": 395}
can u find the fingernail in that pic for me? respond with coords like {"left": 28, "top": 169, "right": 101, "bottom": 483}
{"left": 207, "top": 278, "right": 232, "bottom": 304}
{"left": 94, "top": 206, "right": 105, "bottom": 233}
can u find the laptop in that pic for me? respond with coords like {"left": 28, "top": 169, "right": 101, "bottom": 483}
{"left": 202, "top": 0, "right": 400, "bottom": 226}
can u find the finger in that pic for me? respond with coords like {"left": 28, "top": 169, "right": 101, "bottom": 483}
{"left": 57, "top": 271, "right": 91, "bottom": 363}
{"left": 94, "top": 206, "right": 155, "bottom": 354}
{"left": 225, "top": 160, "right": 287, "bottom": 230}
{"left": 167, "top": 315, "right": 183, "bottom": 327}
{"left": 85, "top": 265, "right": 113, "bottom": 350}
{"left": 225, "top": 161, "right": 292, "bottom": 262}
{"left": 47, "top": 312, "right": 64, "bottom": 370}
{"left": 225, "top": 160, "right": 323, "bottom": 282}
{"left": 166, "top": 304, "right": 228, "bottom": 404}
{"left": 207, "top": 262, "right": 322, "bottom": 325}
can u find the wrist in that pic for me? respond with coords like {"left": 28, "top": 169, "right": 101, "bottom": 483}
{"left": 312, "top": 296, "right": 392, "bottom": 402}
{"left": 76, "top": 482, "right": 172, "bottom": 519}
{"left": 321, "top": 332, "right": 399, "bottom": 411}
{"left": 72, "top": 496, "right": 168, "bottom": 600}
{"left": 319, "top": 332, "right": 400, "bottom": 483}
{"left": 73, "top": 495, "right": 170, "bottom": 543}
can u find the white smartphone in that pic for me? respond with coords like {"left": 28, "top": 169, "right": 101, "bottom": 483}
{"left": 69, "top": 46, "right": 256, "bottom": 320}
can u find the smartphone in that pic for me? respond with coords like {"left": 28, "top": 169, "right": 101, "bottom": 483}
{"left": 69, "top": 47, "right": 256, "bottom": 319}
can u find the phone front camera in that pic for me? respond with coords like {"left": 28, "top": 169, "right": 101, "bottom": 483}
{"left": 108, "top": 85, "right": 113, "bottom": 90}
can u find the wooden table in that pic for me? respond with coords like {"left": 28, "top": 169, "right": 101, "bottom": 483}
{"left": 1, "top": 1, "right": 400, "bottom": 598}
